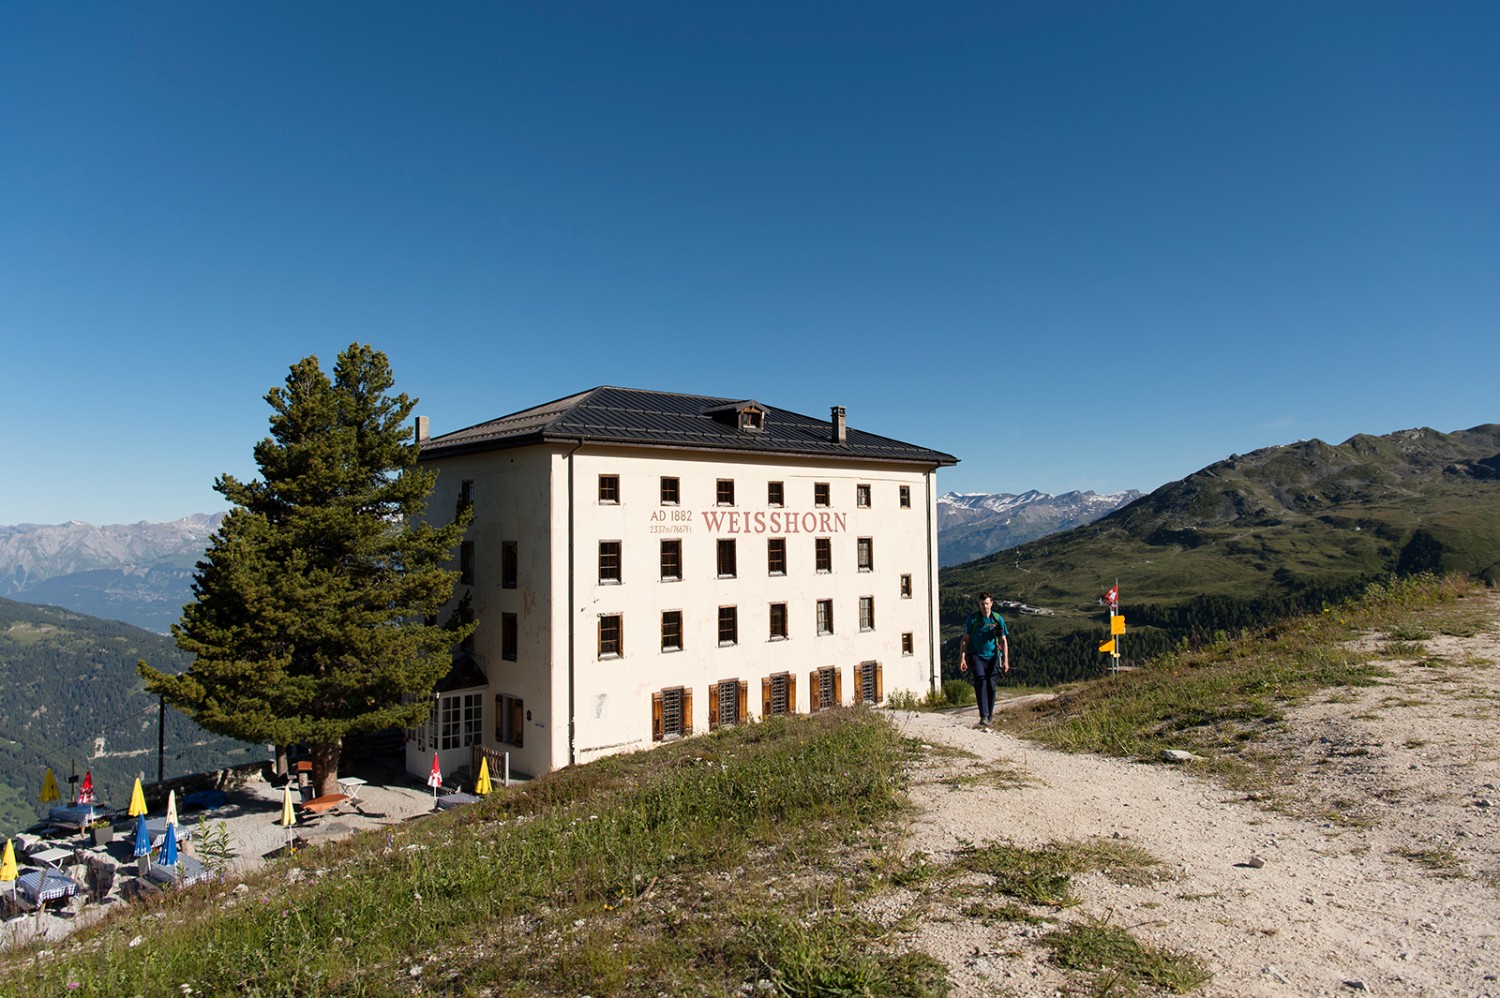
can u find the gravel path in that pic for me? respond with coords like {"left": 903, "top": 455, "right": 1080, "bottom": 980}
{"left": 874, "top": 592, "right": 1500, "bottom": 996}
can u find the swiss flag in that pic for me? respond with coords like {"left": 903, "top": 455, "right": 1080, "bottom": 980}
{"left": 79, "top": 771, "right": 95, "bottom": 804}
{"left": 427, "top": 753, "right": 443, "bottom": 789}
{"left": 1105, "top": 585, "right": 1119, "bottom": 607}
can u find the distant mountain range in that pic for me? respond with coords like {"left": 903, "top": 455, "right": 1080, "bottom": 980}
{"left": 0, "top": 515, "right": 223, "bottom": 632}
{"left": 941, "top": 423, "right": 1500, "bottom": 684}
{"left": 937, "top": 489, "right": 1141, "bottom": 566}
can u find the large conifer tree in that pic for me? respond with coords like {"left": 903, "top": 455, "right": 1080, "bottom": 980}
{"left": 142, "top": 344, "right": 472, "bottom": 796}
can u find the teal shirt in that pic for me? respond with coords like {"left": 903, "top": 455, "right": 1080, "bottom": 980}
{"left": 963, "top": 611, "right": 1008, "bottom": 659}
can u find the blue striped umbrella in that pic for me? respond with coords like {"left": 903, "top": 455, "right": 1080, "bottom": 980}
{"left": 133, "top": 814, "right": 152, "bottom": 859}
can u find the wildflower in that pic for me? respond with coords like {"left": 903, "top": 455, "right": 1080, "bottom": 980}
{"left": 67, "top": 985, "right": 80, "bottom": 992}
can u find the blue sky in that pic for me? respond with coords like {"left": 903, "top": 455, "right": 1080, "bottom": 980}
{"left": 3, "top": 2, "right": 1496, "bottom": 525}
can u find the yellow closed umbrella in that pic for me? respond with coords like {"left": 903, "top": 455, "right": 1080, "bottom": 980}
{"left": 1, "top": 839, "right": 15, "bottom": 909}
{"left": 128, "top": 777, "right": 148, "bottom": 817}
{"left": 280, "top": 784, "right": 297, "bottom": 854}
{"left": 474, "top": 756, "right": 492, "bottom": 796}
{"left": 39, "top": 768, "right": 61, "bottom": 805}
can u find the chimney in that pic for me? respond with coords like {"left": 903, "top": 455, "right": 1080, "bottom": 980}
{"left": 415, "top": 415, "right": 430, "bottom": 446}
{"left": 830, "top": 406, "right": 846, "bottom": 445}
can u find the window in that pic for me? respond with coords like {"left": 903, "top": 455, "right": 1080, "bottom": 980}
{"left": 900, "top": 574, "right": 913, "bottom": 598}
{"left": 598, "top": 474, "right": 619, "bottom": 503}
{"left": 762, "top": 672, "right": 796, "bottom": 717}
{"left": 598, "top": 541, "right": 622, "bottom": 584}
{"left": 857, "top": 537, "right": 873, "bottom": 572}
{"left": 767, "top": 481, "right": 784, "bottom": 506}
{"left": 661, "top": 476, "right": 680, "bottom": 505}
{"left": 717, "top": 538, "right": 737, "bottom": 578}
{"left": 814, "top": 482, "right": 830, "bottom": 507}
{"left": 497, "top": 694, "right": 523, "bottom": 748}
{"left": 660, "top": 539, "right": 682, "bottom": 581}
{"left": 599, "top": 614, "right": 623, "bottom": 658}
{"left": 502, "top": 541, "right": 518, "bottom": 589}
{"left": 502, "top": 612, "right": 518, "bottom": 661}
{"left": 710, "top": 678, "right": 747, "bottom": 730}
{"left": 854, "top": 661, "right": 883, "bottom": 704}
{"left": 459, "top": 479, "right": 474, "bottom": 512}
{"left": 460, "top": 540, "right": 475, "bottom": 585}
{"left": 767, "top": 538, "right": 786, "bottom": 575}
{"left": 899, "top": 485, "right": 911, "bottom": 509}
{"left": 857, "top": 483, "right": 871, "bottom": 508}
{"left": 740, "top": 408, "right": 764, "bottom": 431}
{"left": 816, "top": 599, "right": 834, "bottom": 635}
{"left": 718, "top": 605, "right": 738, "bottom": 646}
{"left": 815, "top": 537, "right": 832, "bottom": 573}
{"left": 661, "top": 610, "right": 683, "bottom": 652}
{"left": 769, "top": 602, "right": 788, "bottom": 640}
{"left": 859, "top": 596, "right": 875, "bottom": 631}
{"left": 902, "top": 632, "right": 914, "bottom": 656}
{"left": 717, "top": 479, "right": 735, "bottom": 506}
{"left": 458, "top": 605, "right": 475, "bottom": 654}
{"left": 810, "top": 665, "right": 841, "bottom": 711}
{"left": 653, "top": 686, "right": 692, "bottom": 741}
{"left": 438, "top": 692, "right": 483, "bottom": 750}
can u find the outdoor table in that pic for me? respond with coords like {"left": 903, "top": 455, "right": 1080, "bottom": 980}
{"left": 46, "top": 802, "right": 113, "bottom": 831}
{"left": 435, "top": 792, "right": 480, "bottom": 811}
{"left": 15, "top": 869, "right": 81, "bottom": 905}
{"left": 31, "top": 847, "right": 73, "bottom": 869}
{"left": 146, "top": 854, "right": 211, "bottom": 887}
{"left": 335, "top": 776, "right": 368, "bottom": 802}
{"left": 143, "top": 818, "right": 193, "bottom": 849}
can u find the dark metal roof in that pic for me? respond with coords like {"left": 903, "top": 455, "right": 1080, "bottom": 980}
{"left": 419, "top": 386, "right": 957, "bottom": 467}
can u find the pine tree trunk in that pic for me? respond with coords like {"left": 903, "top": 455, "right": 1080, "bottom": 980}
{"left": 311, "top": 740, "right": 342, "bottom": 798}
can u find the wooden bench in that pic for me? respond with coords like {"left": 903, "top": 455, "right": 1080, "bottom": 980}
{"left": 299, "top": 793, "right": 351, "bottom": 818}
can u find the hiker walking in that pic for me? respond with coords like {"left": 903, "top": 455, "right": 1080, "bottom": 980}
{"left": 958, "top": 592, "right": 1009, "bottom": 727}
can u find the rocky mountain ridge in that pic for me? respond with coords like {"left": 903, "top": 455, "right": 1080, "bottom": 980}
{"left": 937, "top": 488, "right": 1140, "bottom": 566}
{"left": 0, "top": 514, "right": 223, "bottom": 632}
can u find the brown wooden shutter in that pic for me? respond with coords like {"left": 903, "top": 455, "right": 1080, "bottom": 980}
{"left": 853, "top": 663, "right": 863, "bottom": 703}
{"left": 737, "top": 680, "right": 749, "bottom": 725}
{"left": 709, "top": 683, "right": 720, "bottom": 731}
{"left": 809, "top": 671, "right": 820, "bottom": 712}
{"left": 682, "top": 687, "right": 693, "bottom": 735}
{"left": 788, "top": 673, "right": 797, "bottom": 714}
{"left": 762, "top": 677, "right": 772, "bottom": 718}
{"left": 833, "top": 667, "right": 843, "bottom": 706}
{"left": 875, "top": 662, "right": 883, "bottom": 703}
{"left": 652, "top": 692, "right": 663, "bottom": 742}
{"left": 511, "top": 698, "right": 524, "bottom": 749}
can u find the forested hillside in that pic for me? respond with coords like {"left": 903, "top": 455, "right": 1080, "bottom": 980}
{"left": 0, "top": 597, "right": 260, "bottom": 837}
{"left": 940, "top": 424, "right": 1500, "bottom": 684}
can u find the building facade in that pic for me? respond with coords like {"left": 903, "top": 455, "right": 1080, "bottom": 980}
{"left": 404, "top": 387, "right": 956, "bottom": 780}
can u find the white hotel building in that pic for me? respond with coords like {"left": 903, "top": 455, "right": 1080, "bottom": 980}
{"left": 405, "top": 387, "right": 956, "bottom": 781}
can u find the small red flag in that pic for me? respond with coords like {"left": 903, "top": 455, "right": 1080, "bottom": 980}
{"left": 79, "top": 771, "right": 95, "bottom": 804}
{"left": 427, "top": 753, "right": 443, "bottom": 789}
{"left": 1105, "top": 585, "right": 1119, "bottom": 607}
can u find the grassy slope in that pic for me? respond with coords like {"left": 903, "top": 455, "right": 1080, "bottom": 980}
{"left": 993, "top": 575, "right": 1488, "bottom": 797}
{"left": 3, "top": 710, "right": 948, "bottom": 998}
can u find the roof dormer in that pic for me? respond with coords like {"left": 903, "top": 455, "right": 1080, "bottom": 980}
{"left": 705, "top": 400, "right": 768, "bottom": 433}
